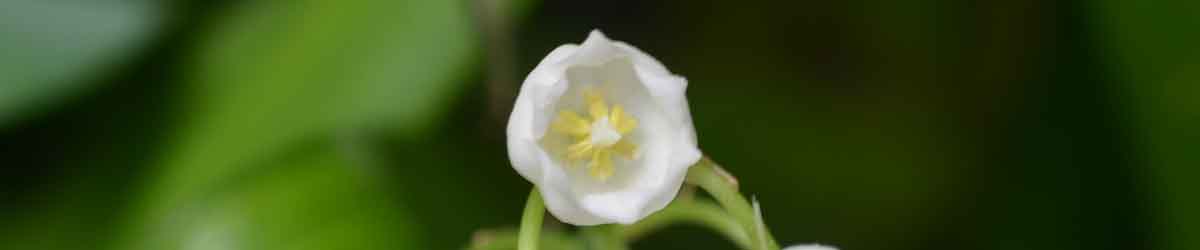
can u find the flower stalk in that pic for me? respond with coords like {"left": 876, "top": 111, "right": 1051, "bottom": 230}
{"left": 581, "top": 224, "right": 628, "bottom": 250}
{"left": 518, "top": 189, "right": 545, "bottom": 250}
{"left": 622, "top": 198, "right": 751, "bottom": 249}
{"left": 686, "top": 157, "right": 781, "bottom": 250}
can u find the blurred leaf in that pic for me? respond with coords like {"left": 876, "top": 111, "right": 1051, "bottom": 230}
{"left": 0, "top": 63, "right": 178, "bottom": 250}
{"left": 467, "top": 229, "right": 587, "bottom": 250}
{"left": 1094, "top": 1, "right": 1200, "bottom": 249}
{"left": 0, "top": 0, "right": 162, "bottom": 127}
{"left": 121, "top": 0, "right": 479, "bottom": 249}
{"left": 146, "top": 0, "right": 478, "bottom": 205}
{"left": 168, "top": 146, "right": 419, "bottom": 250}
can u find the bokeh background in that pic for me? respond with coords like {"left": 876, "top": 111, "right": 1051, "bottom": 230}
{"left": 1, "top": 0, "right": 1196, "bottom": 249}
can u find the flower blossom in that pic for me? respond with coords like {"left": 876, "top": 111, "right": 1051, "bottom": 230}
{"left": 506, "top": 30, "right": 702, "bottom": 225}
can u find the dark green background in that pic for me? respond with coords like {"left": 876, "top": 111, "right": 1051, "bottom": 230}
{"left": 1, "top": 0, "right": 1195, "bottom": 249}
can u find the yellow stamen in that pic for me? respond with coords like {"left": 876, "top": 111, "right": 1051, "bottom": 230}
{"left": 610, "top": 105, "right": 636, "bottom": 134}
{"left": 567, "top": 140, "right": 593, "bottom": 161}
{"left": 589, "top": 97, "right": 609, "bottom": 121}
{"left": 548, "top": 88, "right": 639, "bottom": 181}
{"left": 589, "top": 150, "right": 614, "bottom": 181}
{"left": 552, "top": 111, "right": 590, "bottom": 137}
{"left": 612, "top": 140, "right": 638, "bottom": 159}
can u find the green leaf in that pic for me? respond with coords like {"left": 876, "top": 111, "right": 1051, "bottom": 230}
{"left": 131, "top": 145, "right": 421, "bottom": 250}
{"left": 120, "top": 0, "right": 480, "bottom": 249}
{"left": 0, "top": 0, "right": 162, "bottom": 127}
{"left": 137, "top": 0, "right": 476, "bottom": 222}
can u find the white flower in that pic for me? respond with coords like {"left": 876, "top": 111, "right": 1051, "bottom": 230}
{"left": 506, "top": 30, "right": 702, "bottom": 225}
{"left": 783, "top": 244, "right": 839, "bottom": 250}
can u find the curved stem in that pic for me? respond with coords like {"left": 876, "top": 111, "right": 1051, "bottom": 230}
{"left": 622, "top": 198, "right": 752, "bottom": 249}
{"left": 518, "top": 189, "right": 544, "bottom": 250}
{"left": 686, "top": 157, "right": 780, "bottom": 250}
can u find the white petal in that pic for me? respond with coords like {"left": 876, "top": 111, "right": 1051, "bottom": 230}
{"left": 783, "top": 244, "right": 839, "bottom": 250}
{"left": 613, "top": 42, "right": 688, "bottom": 123}
{"left": 636, "top": 160, "right": 690, "bottom": 216}
{"left": 562, "top": 30, "right": 624, "bottom": 67}
{"left": 506, "top": 94, "right": 541, "bottom": 183}
{"left": 507, "top": 45, "right": 577, "bottom": 183}
{"left": 580, "top": 190, "right": 652, "bottom": 224}
{"left": 539, "top": 169, "right": 607, "bottom": 225}
{"left": 611, "top": 39, "right": 701, "bottom": 168}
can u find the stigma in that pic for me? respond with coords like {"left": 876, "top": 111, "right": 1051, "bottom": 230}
{"left": 550, "top": 90, "right": 638, "bottom": 181}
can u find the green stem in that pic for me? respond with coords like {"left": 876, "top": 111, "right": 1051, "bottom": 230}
{"left": 582, "top": 224, "right": 628, "bottom": 250}
{"left": 686, "top": 157, "right": 780, "bottom": 250}
{"left": 518, "top": 189, "right": 544, "bottom": 250}
{"left": 622, "top": 198, "right": 752, "bottom": 249}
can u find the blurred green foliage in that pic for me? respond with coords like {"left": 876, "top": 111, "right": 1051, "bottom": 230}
{"left": 1095, "top": 0, "right": 1200, "bottom": 249}
{"left": 0, "top": 0, "right": 1195, "bottom": 250}
{"left": 125, "top": 0, "right": 482, "bottom": 249}
{"left": 0, "top": 0, "right": 161, "bottom": 127}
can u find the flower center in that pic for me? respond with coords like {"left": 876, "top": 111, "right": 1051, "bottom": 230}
{"left": 549, "top": 89, "right": 638, "bottom": 182}
{"left": 589, "top": 118, "right": 622, "bottom": 147}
